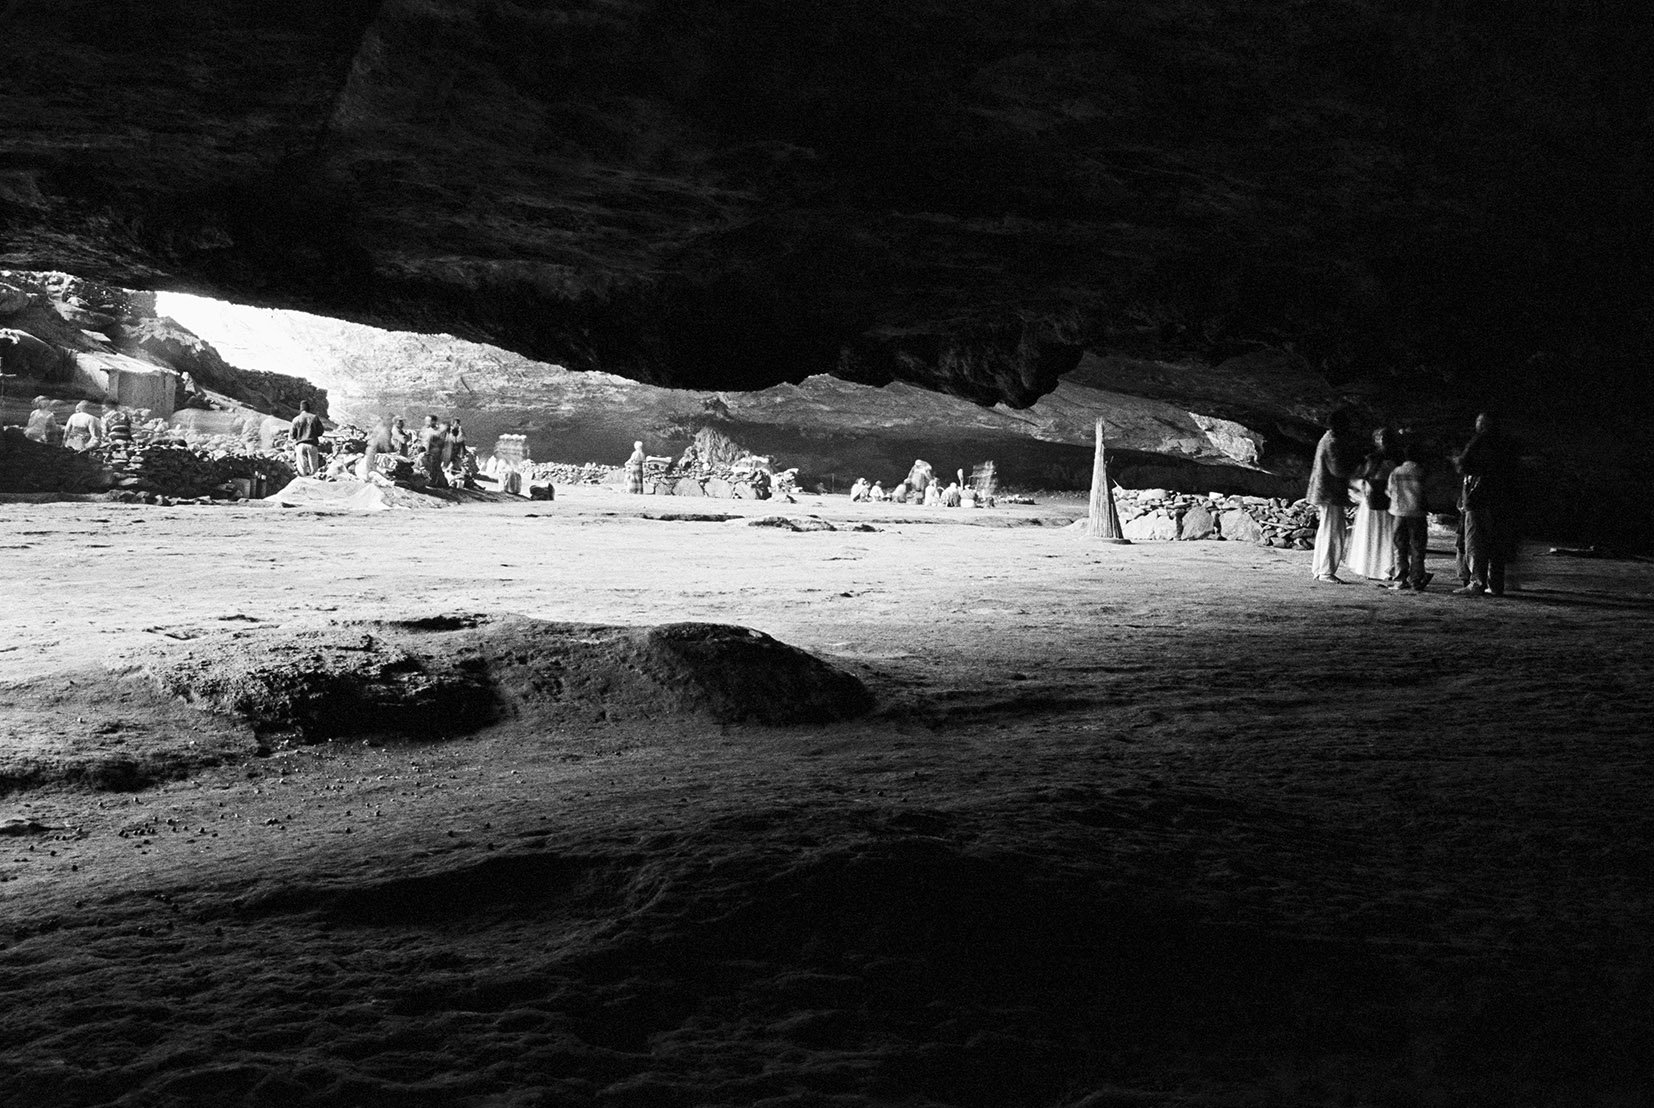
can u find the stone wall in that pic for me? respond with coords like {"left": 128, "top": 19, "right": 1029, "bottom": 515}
{"left": 1114, "top": 488, "right": 1320, "bottom": 548}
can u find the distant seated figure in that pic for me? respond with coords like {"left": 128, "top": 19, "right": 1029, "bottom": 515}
{"left": 923, "top": 478, "right": 942, "bottom": 507}
{"left": 452, "top": 447, "right": 480, "bottom": 488}
{"left": 942, "top": 480, "right": 962, "bottom": 508}
{"left": 869, "top": 481, "right": 886, "bottom": 502}
{"left": 904, "top": 459, "right": 935, "bottom": 494}
{"left": 750, "top": 468, "right": 772, "bottom": 501}
{"left": 178, "top": 371, "right": 205, "bottom": 409}
{"left": 446, "top": 420, "right": 477, "bottom": 487}
{"left": 24, "top": 397, "right": 60, "bottom": 445}
{"left": 848, "top": 477, "right": 870, "bottom": 502}
{"left": 890, "top": 481, "right": 909, "bottom": 504}
{"left": 290, "top": 399, "right": 324, "bottom": 477}
{"left": 360, "top": 415, "right": 391, "bottom": 481}
{"left": 324, "top": 448, "right": 360, "bottom": 480}
{"left": 63, "top": 401, "right": 101, "bottom": 452}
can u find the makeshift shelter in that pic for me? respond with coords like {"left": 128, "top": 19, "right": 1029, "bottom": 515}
{"left": 71, "top": 352, "right": 178, "bottom": 416}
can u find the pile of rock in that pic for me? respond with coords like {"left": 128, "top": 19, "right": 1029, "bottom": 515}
{"left": 105, "top": 441, "right": 294, "bottom": 499}
{"left": 1113, "top": 488, "right": 1320, "bottom": 548}
{"left": 0, "top": 433, "right": 108, "bottom": 493}
{"left": 522, "top": 461, "right": 618, "bottom": 486}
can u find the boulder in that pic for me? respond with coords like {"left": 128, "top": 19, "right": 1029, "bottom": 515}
{"left": 58, "top": 303, "right": 119, "bottom": 333}
{"left": 0, "top": 328, "right": 63, "bottom": 377}
{"left": 1219, "top": 509, "right": 1264, "bottom": 545}
{"left": 1177, "top": 502, "right": 1215, "bottom": 540}
{"left": 0, "top": 283, "right": 29, "bottom": 316}
{"left": 674, "top": 479, "right": 706, "bottom": 497}
{"left": 1122, "top": 510, "right": 1178, "bottom": 541}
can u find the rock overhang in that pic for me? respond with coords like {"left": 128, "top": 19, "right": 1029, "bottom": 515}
{"left": 2, "top": 0, "right": 1645, "bottom": 421}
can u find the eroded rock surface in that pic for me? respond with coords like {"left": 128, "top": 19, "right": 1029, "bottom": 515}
{"left": 0, "top": 1, "right": 1645, "bottom": 418}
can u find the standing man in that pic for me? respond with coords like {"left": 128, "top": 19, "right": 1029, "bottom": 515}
{"left": 1453, "top": 411, "right": 1516, "bottom": 596}
{"left": 290, "top": 399, "right": 323, "bottom": 477}
{"left": 1307, "top": 409, "right": 1356, "bottom": 583}
{"left": 389, "top": 416, "right": 410, "bottom": 456}
{"left": 419, "top": 415, "right": 449, "bottom": 488}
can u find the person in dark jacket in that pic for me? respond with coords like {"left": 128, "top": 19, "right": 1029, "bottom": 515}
{"left": 289, "top": 400, "right": 324, "bottom": 477}
{"left": 1307, "top": 409, "right": 1357, "bottom": 583}
{"left": 1453, "top": 411, "right": 1518, "bottom": 596}
{"left": 102, "top": 406, "right": 133, "bottom": 450}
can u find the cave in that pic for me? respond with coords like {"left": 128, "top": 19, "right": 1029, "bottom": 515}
{"left": 2, "top": 3, "right": 1651, "bottom": 1107}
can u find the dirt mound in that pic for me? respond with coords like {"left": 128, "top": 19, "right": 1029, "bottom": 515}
{"left": 146, "top": 629, "right": 498, "bottom": 745}
{"left": 140, "top": 616, "right": 871, "bottom": 746}
{"left": 628, "top": 622, "right": 873, "bottom": 723}
{"left": 0, "top": 667, "right": 256, "bottom": 796}
{"left": 261, "top": 478, "right": 519, "bottom": 511}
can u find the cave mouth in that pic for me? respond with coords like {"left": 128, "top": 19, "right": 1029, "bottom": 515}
{"left": 149, "top": 288, "right": 1306, "bottom": 499}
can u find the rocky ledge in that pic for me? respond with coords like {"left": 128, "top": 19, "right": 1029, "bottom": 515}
{"left": 0, "top": 2, "right": 1646, "bottom": 417}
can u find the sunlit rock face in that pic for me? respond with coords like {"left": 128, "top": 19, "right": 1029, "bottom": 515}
{"left": 157, "top": 292, "right": 1309, "bottom": 494}
{"left": 1, "top": 0, "right": 1646, "bottom": 419}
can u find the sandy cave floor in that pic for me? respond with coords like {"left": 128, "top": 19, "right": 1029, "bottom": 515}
{"left": 0, "top": 486, "right": 1651, "bottom": 1108}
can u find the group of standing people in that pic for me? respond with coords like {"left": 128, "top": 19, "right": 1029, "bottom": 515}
{"left": 289, "top": 407, "right": 477, "bottom": 489}
{"left": 23, "top": 396, "right": 153, "bottom": 453}
{"left": 1308, "top": 410, "right": 1520, "bottom": 596}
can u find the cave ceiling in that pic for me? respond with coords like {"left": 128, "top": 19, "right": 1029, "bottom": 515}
{"left": 0, "top": 0, "right": 1647, "bottom": 414}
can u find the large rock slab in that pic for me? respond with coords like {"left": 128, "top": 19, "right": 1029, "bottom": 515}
{"left": 1122, "top": 511, "right": 1178, "bottom": 542}
{"left": 1219, "top": 509, "right": 1264, "bottom": 545}
{"left": 1177, "top": 502, "right": 1215, "bottom": 540}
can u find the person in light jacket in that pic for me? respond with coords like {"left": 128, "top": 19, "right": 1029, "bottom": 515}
{"left": 1386, "top": 442, "right": 1431, "bottom": 591}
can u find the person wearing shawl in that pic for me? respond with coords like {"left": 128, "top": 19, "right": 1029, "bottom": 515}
{"left": 1344, "top": 426, "right": 1401, "bottom": 580}
{"left": 1307, "top": 409, "right": 1357, "bottom": 583}
{"left": 624, "top": 441, "right": 646, "bottom": 494}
